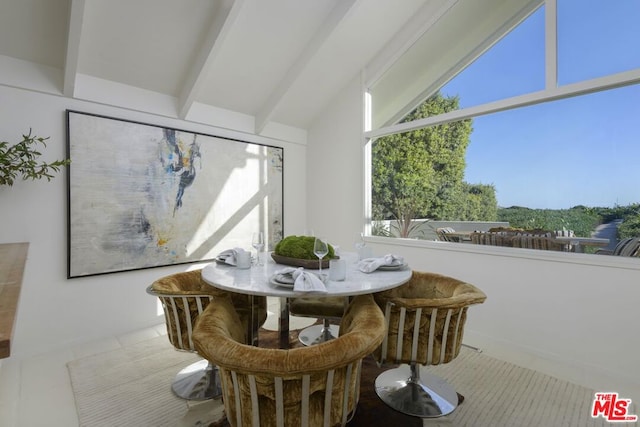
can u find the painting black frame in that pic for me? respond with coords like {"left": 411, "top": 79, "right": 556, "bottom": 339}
{"left": 66, "top": 110, "right": 284, "bottom": 278}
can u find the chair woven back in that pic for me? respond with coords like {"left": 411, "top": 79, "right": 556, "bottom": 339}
{"left": 470, "top": 231, "right": 512, "bottom": 247}
{"left": 378, "top": 303, "right": 469, "bottom": 365}
{"left": 373, "top": 271, "right": 486, "bottom": 367}
{"left": 471, "top": 230, "right": 565, "bottom": 251}
{"left": 511, "top": 233, "right": 564, "bottom": 251}
{"left": 436, "top": 227, "right": 460, "bottom": 242}
{"left": 148, "top": 269, "right": 267, "bottom": 352}
{"left": 289, "top": 296, "right": 347, "bottom": 319}
{"left": 147, "top": 287, "right": 214, "bottom": 351}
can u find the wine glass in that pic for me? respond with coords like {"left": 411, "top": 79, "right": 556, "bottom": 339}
{"left": 252, "top": 232, "right": 265, "bottom": 265}
{"left": 313, "top": 237, "right": 329, "bottom": 275}
{"left": 355, "top": 232, "right": 366, "bottom": 251}
{"left": 355, "top": 232, "right": 368, "bottom": 261}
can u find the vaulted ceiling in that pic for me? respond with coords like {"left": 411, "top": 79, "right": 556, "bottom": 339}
{"left": 0, "top": 0, "right": 536, "bottom": 135}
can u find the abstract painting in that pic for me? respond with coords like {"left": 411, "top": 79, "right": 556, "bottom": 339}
{"left": 66, "top": 111, "right": 283, "bottom": 278}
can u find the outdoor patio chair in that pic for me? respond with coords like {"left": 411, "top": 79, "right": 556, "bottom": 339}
{"left": 470, "top": 231, "right": 512, "bottom": 247}
{"left": 511, "top": 232, "right": 564, "bottom": 251}
{"left": 436, "top": 227, "right": 462, "bottom": 242}
{"left": 595, "top": 237, "right": 640, "bottom": 257}
{"left": 551, "top": 229, "right": 576, "bottom": 251}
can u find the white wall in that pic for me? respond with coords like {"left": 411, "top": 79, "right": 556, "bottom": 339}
{"left": 0, "top": 85, "right": 308, "bottom": 359}
{"left": 307, "top": 75, "right": 640, "bottom": 401}
{"left": 4, "top": 65, "right": 639, "bottom": 403}
{"left": 306, "top": 75, "right": 365, "bottom": 248}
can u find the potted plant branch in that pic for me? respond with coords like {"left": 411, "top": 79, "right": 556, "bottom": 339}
{"left": 0, "top": 130, "right": 70, "bottom": 186}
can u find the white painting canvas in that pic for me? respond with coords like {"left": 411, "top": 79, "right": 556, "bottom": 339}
{"left": 67, "top": 111, "right": 283, "bottom": 278}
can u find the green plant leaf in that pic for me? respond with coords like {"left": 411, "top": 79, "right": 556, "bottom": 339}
{"left": 0, "top": 129, "right": 70, "bottom": 186}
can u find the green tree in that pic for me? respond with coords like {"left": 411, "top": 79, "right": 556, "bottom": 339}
{"left": 372, "top": 92, "right": 476, "bottom": 227}
{"left": 618, "top": 215, "right": 640, "bottom": 238}
{"left": 457, "top": 183, "right": 498, "bottom": 221}
{"left": 371, "top": 128, "right": 436, "bottom": 225}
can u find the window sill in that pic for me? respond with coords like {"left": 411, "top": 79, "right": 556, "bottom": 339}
{"left": 364, "top": 236, "right": 640, "bottom": 271}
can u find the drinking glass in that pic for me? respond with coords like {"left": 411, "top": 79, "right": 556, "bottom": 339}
{"left": 355, "top": 232, "right": 366, "bottom": 255}
{"left": 313, "top": 237, "right": 329, "bottom": 275}
{"left": 355, "top": 232, "right": 372, "bottom": 261}
{"left": 252, "top": 232, "right": 265, "bottom": 265}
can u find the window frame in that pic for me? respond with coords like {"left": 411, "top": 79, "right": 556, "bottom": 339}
{"left": 361, "top": 0, "right": 640, "bottom": 269}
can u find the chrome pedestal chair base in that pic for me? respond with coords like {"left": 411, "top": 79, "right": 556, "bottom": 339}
{"left": 172, "top": 359, "right": 222, "bottom": 400}
{"left": 298, "top": 321, "right": 340, "bottom": 346}
{"left": 375, "top": 363, "right": 459, "bottom": 418}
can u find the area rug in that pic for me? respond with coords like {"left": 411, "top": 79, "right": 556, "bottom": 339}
{"left": 68, "top": 328, "right": 624, "bottom": 427}
{"left": 423, "top": 350, "right": 616, "bottom": 427}
{"left": 67, "top": 334, "right": 222, "bottom": 427}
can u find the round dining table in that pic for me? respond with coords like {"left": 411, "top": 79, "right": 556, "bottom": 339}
{"left": 201, "top": 251, "right": 411, "bottom": 348}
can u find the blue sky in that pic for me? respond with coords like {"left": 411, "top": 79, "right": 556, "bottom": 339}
{"left": 439, "top": 1, "right": 640, "bottom": 209}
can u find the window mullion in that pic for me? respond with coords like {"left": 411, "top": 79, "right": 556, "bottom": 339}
{"left": 545, "top": 0, "right": 558, "bottom": 89}
{"left": 365, "top": 67, "right": 640, "bottom": 140}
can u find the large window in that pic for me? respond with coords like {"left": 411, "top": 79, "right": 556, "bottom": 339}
{"left": 365, "top": 0, "right": 640, "bottom": 257}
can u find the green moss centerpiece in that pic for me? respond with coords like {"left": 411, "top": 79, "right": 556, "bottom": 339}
{"left": 272, "top": 235, "right": 336, "bottom": 269}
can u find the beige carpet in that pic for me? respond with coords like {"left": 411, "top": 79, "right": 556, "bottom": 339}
{"left": 67, "top": 336, "right": 225, "bottom": 427}
{"left": 68, "top": 335, "right": 634, "bottom": 427}
{"left": 422, "top": 349, "right": 628, "bottom": 426}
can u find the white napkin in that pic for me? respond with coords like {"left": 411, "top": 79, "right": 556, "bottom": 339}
{"left": 216, "top": 247, "right": 247, "bottom": 266}
{"left": 275, "top": 267, "right": 327, "bottom": 293}
{"left": 358, "top": 254, "right": 404, "bottom": 273}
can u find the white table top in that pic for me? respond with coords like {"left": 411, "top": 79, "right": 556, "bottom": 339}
{"left": 201, "top": 252, "right": 412, "bottom": 297}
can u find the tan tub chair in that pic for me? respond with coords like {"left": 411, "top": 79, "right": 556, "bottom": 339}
{"left": 147, "top": 269, "right": 267, "bottom": 400}
{"left": 193, "top": 294, "right": 385, "bottom": 427}
{"left": 372, "top": 271, "right": 486, "bottom": 418}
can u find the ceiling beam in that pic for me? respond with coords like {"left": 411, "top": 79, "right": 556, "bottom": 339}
{"left": 177, "top": 0, "right": 245, "bottom": 119}
{"left": 63, "top": 0, "right": 86, "bottom": 97}
{"left": 364, "top": 0, "right": 459, "bottom": 89}
{"left": 254, "top": 0, "right": 360, "bottom": 135}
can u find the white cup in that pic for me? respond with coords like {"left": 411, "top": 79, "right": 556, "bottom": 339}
{"left": 329, "top": 258, "right": 346, "bottom": 281}
{"left": 236, "top": 251, "right": 251, "bottom": 269}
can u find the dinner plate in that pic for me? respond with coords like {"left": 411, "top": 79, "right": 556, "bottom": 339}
{"left": 270, "top": 275, "right": 295, "bottom": 288}
{"left": 274, "top": 273, "right": 295, "bottom": 284}
{"left": 215, "top": 257, "right": 234, "bottom": 265}
{"left": 377, "top": 263, "right": 408, "bottom": 271}
{"left": 269, "top": 272, "right": 329, "bottom": 288}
